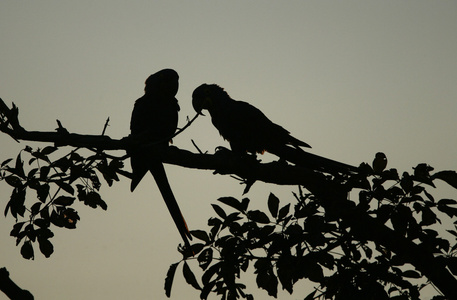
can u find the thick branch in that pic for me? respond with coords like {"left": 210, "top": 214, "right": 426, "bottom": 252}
{"left": 0, "top": 268, "right": 34, "bottom": 300}
{"left": 163, "top": 146, "right": 327, "bottom": 187}
{"left": 0, "top": 97, "right": 325, "bottom": 187}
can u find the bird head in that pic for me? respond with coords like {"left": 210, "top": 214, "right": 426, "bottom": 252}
{"left": 144, "top": 68, "right": 179, "bottom": 97}
{"left": 192, "top": 84, "right": 227, "bottom": 115}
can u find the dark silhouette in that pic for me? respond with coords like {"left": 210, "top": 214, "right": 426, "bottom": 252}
{"left": 0, "top": 268, "right": 34, "bottom": 299}
{"left": 130, "top": 69, "right": 191, "bottom": 248}
{"left": 192, "top": 84, "right": 357, "bottom": 174}
{"left": 2, "top": 83, "right": 457, "bottom": 299}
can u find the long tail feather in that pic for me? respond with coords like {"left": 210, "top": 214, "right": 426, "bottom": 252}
{"left": 149, "top": 161, "right": 192, "bottom": 247}
{"left": 269, "top": 145, "right": 358, "bottom": 174}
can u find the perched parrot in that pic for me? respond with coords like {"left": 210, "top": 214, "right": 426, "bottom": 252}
{"left": 372, "top": 152, "right": 387, "bottom": 174}
{"left": 130, "top": 69, "right": 191, "bottom": 248}
{"left": 192, "top": 84, "right": 357, "bottom": 174}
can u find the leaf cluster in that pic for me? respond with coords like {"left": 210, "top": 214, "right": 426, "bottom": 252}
{"left": 1, "top": 146, "right": 123, "bottom": 259}
{"left": 166, "top": 158, "right": 457, "bottom": 300}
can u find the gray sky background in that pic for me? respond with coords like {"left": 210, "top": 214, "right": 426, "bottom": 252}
{"left": 1, "top": 1, "right": 456, "bottom": 299}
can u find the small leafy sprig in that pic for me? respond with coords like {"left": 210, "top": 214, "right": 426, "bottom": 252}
{"left": 1, "top": 146, "right": 123, "bottom": 259}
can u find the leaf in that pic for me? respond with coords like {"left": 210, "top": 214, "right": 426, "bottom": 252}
{"left": 15, "top": 152, "right": 25, "bottom": 178}
{"left": 70, "top": 152, "right": 84, "bottom": 162}
{"left": 31, "top": 150, "right": 50, "bottom": 163}
{"left": 402, "top": 270, "right": 421, "bottom": 278}
{"left": 438, "top": 199, "right": 457, "bottom": 206}
{"left": 420, "top": 207, "right": 437, "bottom": 226}
{"left": 240, "top": 198, "right": 250, "bottom": 211}
{"left": 433, "top": 171, "right": 457, "bottom": 189}
{"left": 27, "top": 168, "right": 38, "bottom": 179}
{"left": 218, "top": 197, "right": 244, "bottom": 211}
{"left": 53, "top": 196, "right": 75, "bottom": 206}
{"left": 56, "top": 181, "right": 75, "bottom": 195}
{"left": 400, "top": 172, "right": 413, "bottom": 194}
{"left": 198, "top": 248, "right": 213, "bottom": 270}
{"left": 5, "top": 175, "right": 23, "bottom": 188}
{"left": 183, "top": 261, "right": 201, "bottom": 290}
{"left": 202, "top": 262, "right": 221, "bottom": 285}
{"left": 21, "top": 240, "right": 34, "bottom": 260}
{"left": 191, "top": 230, "right": 210, "bottom": 243}
{"left": 30, "top": 202, "right": 42, "bottom": 215}
{"left": 40, "top": 166, "right": 50, "bottom": 180}
{"left": 189, "top": 243, "right": 205, "bottom": 256}
{"left": 391, "top": 205, "right": 411, "bottom": 236}
{"left": 247, "top": 210, "right": 270, "bottom": 224}
{"left": 9, "top": 187, "right": 27, "bottom": 218}
{"left": 62, "top": 208, "right": 80, "bottom": 229}
{"left": 52, "top": 157, "right": 71, "bottom": 172}
{"left": 268, "top": 193, "right": 279, "bottom": 218}
{"left": 278, "top": 203, "right": 290, "bottom": 221}
{"left": 376, "top": 204, "right": 394, "bottom": 224}
{"left": 38, "top": 237, "right": 54, "bottom": 258}
{"left": 4, "top": 199, "right": 11, "bottom": 217}
{"left": 424, "top": 189, "right": 435, "bottom": 203}
{"left": 437, "top": 201, "right": 457, "bottom": 218}
{"left": 254, "top": 259, "right": 278, "bottom": 297}
{"left": 25, "top": 224, "right": 36, "bottom": 242}
{"left": 50, "top": 210, "right": 64, "bottom": 228}
{"left": 306, "top": 262, "right": 324, "bottom": 282}
{"left": 211, "top": 204, "right": 227, "bottom": 219}
{"left": 413, "top": 163, "right": 436, "bottom": 187}
{"left": 10, "top": 222, "right": 25, "bottom": 237}
{"left": 40, "top": 206, "right": 50, "bottom": 220}
{"left": 164, "top": 262, "right": 179, "bottom": 297}
{"left": 277, "top": 254, "right": 294, "bottom": 294}
{"left": 1, "top": 158, "right": 13, "bottom": 167}
{"left": 37, "top": 183, "right": 50, "bottom": 203}
{"left": 200, "top": 280, "right": 217, "bottom": 300}
{"left": 83, "top": 192, "right": 107, "bottom": 210}
{"left": 41, "top": 146, "right": 58, "bottom": 156}
{"left": 34, "top": 218, "right": 49, "bottom": 228}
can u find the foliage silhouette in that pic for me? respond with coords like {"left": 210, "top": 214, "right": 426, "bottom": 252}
{"left": 166, "top": 161, "right": 457, "bottom": 300}
{"left": 2, "top": 98, "right": 457, "bottom": 299}
{"left": 2, "top": 146, "right": 117, "bottom": 260}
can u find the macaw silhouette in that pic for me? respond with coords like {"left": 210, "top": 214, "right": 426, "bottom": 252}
{"left": 130, "top": 69, "right": 191, "bottom": 248}
{"left": 192, "top": 84, "right": 357, "bottom": 174}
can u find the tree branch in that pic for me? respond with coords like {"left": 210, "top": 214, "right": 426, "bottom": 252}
{"left": 0, "top": 268, "right": 34, "bottom": 300}
{"left": 0, "top": 97, "right": 325, "bottom": 188}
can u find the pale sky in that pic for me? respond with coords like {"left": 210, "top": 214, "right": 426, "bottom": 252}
{"left": 1, "top": 1, "right": 457, "bottom": 299}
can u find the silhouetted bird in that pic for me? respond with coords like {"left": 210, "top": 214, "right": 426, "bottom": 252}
{"left": 130, "top": 69, "right": 191, "bottom": 248}
{"left": 192, "top": 84, "right": 357, "bottom": 174}
{"left": 372, "top": 152, "right": 387, "bottom": 174}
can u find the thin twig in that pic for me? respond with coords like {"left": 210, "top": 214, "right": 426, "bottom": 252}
{"left": 191, "top": 139, "right": 204, "bottom": 154}
{"left": 172, "top": 113, "right": 200, "bottom": 139}
{"left": 101, "top": 117, "right": 110, "bottom": 136}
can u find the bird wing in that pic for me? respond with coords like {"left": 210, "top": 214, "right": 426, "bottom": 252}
{"left": 212, "top": 99, "right": 310, "bottom": 154}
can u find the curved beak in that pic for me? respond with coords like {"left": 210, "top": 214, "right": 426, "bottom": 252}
{"left": 192, "top": 96, "right": 208, "bottom": 116}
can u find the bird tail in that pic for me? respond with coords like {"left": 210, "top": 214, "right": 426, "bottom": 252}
{"left": 130, "top": 153, "right": 148, "bottom": 192}
{"left": 270, "top": 145, "right": 358, "bottom": 174}
{"left": 149, "top": 161, "right": 192, "bottom": 248}
{"left": 289, "top": 135, "right": 311, "bottom": 149}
